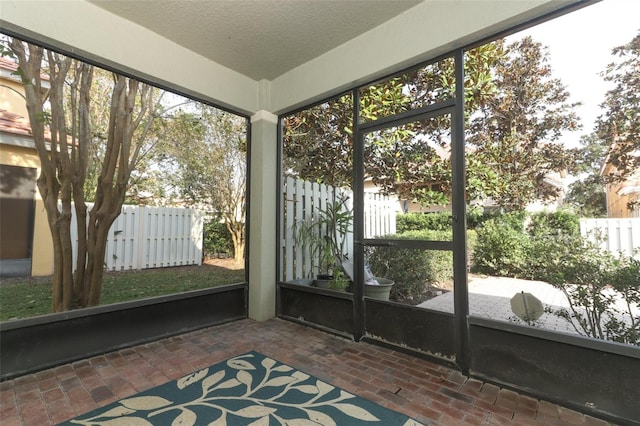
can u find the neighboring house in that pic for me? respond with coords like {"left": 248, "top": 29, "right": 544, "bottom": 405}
{"left": 0, "top": 57, "right": 54, "bottom": 277}
{"left": 602, "top": 157, "right": 640, "bottom": 218}
{"left": 601, "top": 133, "right": 640, "bottom": 218}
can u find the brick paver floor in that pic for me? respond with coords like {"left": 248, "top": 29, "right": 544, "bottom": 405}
{"left": 0, "top": 318, "right": 613, "bottom": 425}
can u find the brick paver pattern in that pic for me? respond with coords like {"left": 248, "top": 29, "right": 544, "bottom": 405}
{"left": 0, "top": 318, "right": 613, "bottom": 425}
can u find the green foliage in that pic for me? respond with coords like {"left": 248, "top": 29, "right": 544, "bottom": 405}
{"left": 396, "top": 212, "right": 452, "bottom": 233}
{"left": 164, "top": 105, "right": 247, "bottom": 263}
{"left": 396, "top": 209, "right": 495, "bottom": 233}
{"left": 539, "top": 237, "right": 640, "bottom": 345}
{"left": 368, "top": 230, "right": 453, "bottom": 302}
{"left": 284, "top": 37, "right": 579, "bottom": 211}
{"left": 466, "top": 37, "right": 580, "bottom": 211}
{"left": 472, "top": 210, "right": 640, "bottom": 345}
{"left": 329, "top": 269, "right": 350, "bottom": 292}
{"left": 0, "top": 265, "right": 244, "bottom": 322}
{"left": 203, "top": 220, "right": 233, "bottom": 258}
{"left": 498, "top": 210, "right": 529, "bottom": 231}
{"left": 527, "top": 210, "right": 580, "bottom": 237}
{"left": 294, "top": 194, "right": 352, "bottom": 277}
{"left": 472, "top": 210, "right": 577, "bottom": 278}
{"left": 565, "top": 177, "right": 607, "bottom": 218}
{"left": 466, "top": 205, "right": 490, "bottom": 229}
{"left": 597, "top": 31, "right": 640, "bottom": 183}
{"left": 565, "top": 133, "right": 608, "bottom": 218}
{"left": 471, "top": 219, "right": 531, "bottom": 277}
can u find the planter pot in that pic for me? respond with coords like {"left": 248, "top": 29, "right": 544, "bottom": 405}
{"left": 365, "top": 277, "right": 394, "bottom": 301}
{"left": 313, "top": 274, "right": 334, "bottom": 289}
{"left": 287, "top": 279, "right": 313, "bottom": 286}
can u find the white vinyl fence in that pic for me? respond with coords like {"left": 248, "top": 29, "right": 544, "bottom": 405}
{"left": 580, "top": 218, "right": 640, "bottom": 259}
{"left": 281, "top": 177, "right": 397, "bottom": 281}
{"left": 70, "top": 204, "right": 204, "bottom": 272}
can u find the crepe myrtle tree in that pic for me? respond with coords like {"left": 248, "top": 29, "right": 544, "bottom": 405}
{"left": 7, "top": 38, "right": 158, "bottom": 312}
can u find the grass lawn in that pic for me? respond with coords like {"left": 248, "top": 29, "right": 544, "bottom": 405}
{"left": 0, "top": 260, "right": 245, "bottom": 322}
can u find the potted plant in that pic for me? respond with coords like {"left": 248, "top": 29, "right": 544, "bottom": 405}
{"left": 294, "top": 194, "right": 352, "bottom": 292}
{"left": 293, "top": 193, "right": 395, "bottom": 299}
{"left": 342, "top": 260, "right": 395, "bottom": 301}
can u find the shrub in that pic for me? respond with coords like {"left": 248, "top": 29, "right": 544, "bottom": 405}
{"left": 527, "top": 210, "right": 580, "bottom": 237}
{"left": 525, "top": 232, "right": 581, "bottom": 282}
{"left": 499, "top": 210, "right": 529, "bottom": 231}
{"left": 471, "top": 218, "right": 531, "bottom": 277}
{"left": 396, "top": 207, "right": 497, "bottom": 231}
{"left": 541, "top": 239, "right": 640, "bottom": 345}
{"left": 466, "top": 205, "right": 488, "bottom": 230}
{"left": 203, "top": 220, "right": 233, "bottom": 258}
{"left": 367, "top": 230, "right": 453, "bottom": 302}
{"left": 396, "top": 212, "right": 452, "bottom": 233}
{"left": 469, "top": 209, "right": 639, "bottom": 344}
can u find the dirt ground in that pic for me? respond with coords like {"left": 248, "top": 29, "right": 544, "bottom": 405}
{"left": 203, "top": 257, "right": 244, "bottom": 270}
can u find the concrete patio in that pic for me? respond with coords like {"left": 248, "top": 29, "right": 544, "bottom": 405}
{"left": 419, "top": 274, "right": 640, "bottom": 337}
{"left": 419, "top": 275, "right": 579, "bottom": 335}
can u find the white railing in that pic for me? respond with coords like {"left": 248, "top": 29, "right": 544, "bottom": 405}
{"left": 580, "top": 218, "right": 640, "bottom": 259}
{"left": 281, "top": 177, "right": 397, "bottom": 281}
{"left": 70, "top": 204, "right": 204, "bottom": 271}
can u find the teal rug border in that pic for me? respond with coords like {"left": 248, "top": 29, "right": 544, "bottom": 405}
{"left": 58, "top": 350, "right": 424, "bottom": 425}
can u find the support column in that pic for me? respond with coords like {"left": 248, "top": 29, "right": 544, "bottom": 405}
{"left": 248, "top": 110, "right": 278, "bottom": 321}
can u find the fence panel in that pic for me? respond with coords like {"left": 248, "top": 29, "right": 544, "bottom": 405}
{"left": 69, "top": 203, "right": 203, "bottom": 272}
{"left": 364, "top": 192, "right": 397, "bottom": 238}
{"left": 281, "top": 178, "right": 397, "bottom": 281}
{"left": 580, "top": 218, "right": 640, "bottom": 258}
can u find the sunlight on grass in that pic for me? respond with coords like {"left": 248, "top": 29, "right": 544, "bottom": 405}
{"left": 0, "top": 264, "right": 245, "bottom": 321}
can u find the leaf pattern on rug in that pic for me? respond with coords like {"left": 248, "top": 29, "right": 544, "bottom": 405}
{"left": 65, "top": 352, "right": 423, "bottom": 426}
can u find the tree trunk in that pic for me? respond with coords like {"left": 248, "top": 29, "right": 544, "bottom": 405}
{"left": 227, "top": 221, "right": 245, "bottom": 264}
{"left": 10, "top": 39, "right": 155, "bottom": 313}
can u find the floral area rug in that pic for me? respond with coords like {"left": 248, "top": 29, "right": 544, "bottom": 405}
{"left": 59, "top": 351, "right": 423, "bottom": 425}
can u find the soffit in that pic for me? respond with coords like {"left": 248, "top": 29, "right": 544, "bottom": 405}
{"left": 87, "top": 0, "right": 422, "bottom": 81}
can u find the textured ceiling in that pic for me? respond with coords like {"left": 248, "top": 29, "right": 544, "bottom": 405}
{"left": 88, "top": 0, "right": 422, "bottom": 81}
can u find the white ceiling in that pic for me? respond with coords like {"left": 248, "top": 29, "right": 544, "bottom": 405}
{"left": 88, "top": 0, "right": 422, "bottom": 81}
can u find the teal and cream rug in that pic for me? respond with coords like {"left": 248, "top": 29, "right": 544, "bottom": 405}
{"left": 60, "top": 351, "right": 423, "bottom": 425}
